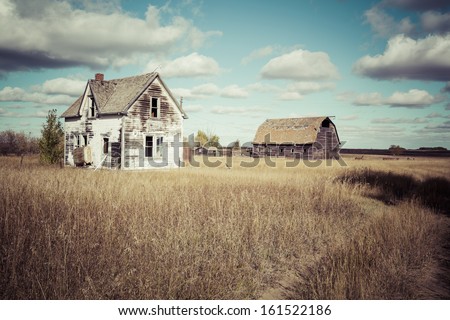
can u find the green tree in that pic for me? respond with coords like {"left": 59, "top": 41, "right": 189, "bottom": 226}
{"left": 195, "top": 130, "right": 209, "bottom": 146}
{"left": 195, "top": 130, "right": 220, "bottom": 148}
{"left": 389, "top": 145, "right": 405, "bottom": 156}
{"left": 39, "top": 109, "right": 64, "bottom": 164}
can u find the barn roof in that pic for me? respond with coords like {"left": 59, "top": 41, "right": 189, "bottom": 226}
{"left": 253, "top": 117, "right": 336, "bottom": 144}
{"left": 61, "top": 72, "right": 187, "bottom": 118}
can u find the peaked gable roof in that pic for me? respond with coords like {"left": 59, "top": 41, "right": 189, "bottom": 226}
{"left": 253, "top": 117, "right": 337, "bottom": 145}
{"left": 61, "top": 72, "right": 187, "bottom": 119}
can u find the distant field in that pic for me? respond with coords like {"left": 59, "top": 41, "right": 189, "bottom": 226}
{"left": 1, "top": 155, "right": 449, "bottom": 299}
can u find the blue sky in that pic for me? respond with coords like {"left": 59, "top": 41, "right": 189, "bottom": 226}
{"left": 1, "top": 0, "right": 449, "bottom": 148}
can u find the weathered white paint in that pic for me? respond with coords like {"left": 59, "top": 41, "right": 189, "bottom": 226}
{"left": 64, "top": 75, "right": 184, "bottom": 169}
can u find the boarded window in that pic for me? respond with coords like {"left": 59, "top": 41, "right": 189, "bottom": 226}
{"left": 151, "top": 97, "right": 159, "bottom": 118}
{"left": 145, "top": 136, "right": 153, "bottom": 157}
{"left": 103, "top": 138, "right": 109, "bottom": 154}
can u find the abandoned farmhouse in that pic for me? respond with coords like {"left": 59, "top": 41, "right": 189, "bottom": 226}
{"left": 62, "top": 73, "right": 340, "bottom": 169}
{"left": 61, "top": 72, "right": 187, "bottom": 169}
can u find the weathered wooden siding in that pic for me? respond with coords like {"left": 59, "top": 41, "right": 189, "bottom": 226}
{"left": 64, "top": 85, "right": 122, "bottom": 168}
{"left": 122, "top": 77, "right": 183, "bottom": 169}
{"left": 252, "top": 123, "right": 340, "bottom": 159}
{"left": 64, "top": 76, "right": 184, "bottom": 169}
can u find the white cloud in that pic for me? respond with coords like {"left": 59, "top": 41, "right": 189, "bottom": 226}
{"left": 191, "top": 83, "right": 220, "bottom": 96}
{"left": 425, "top": 112, "right": 450, "bottom": 119}
{"left": 182, "top": 104, "right": 204, "bottom": 113}
{"left": 423, "top": 120, "right": 450, "bottom": 132}
{"left": 247, "top": 82, "right": 282, "bottom": 93}
{"left": 353, "top": 92, "right": 385, "bottom": 106}
{"left": 220, "top": 85, "right": 249, "bottom": 99}
{"left": 353, "top": 34, "right": 450, "bottom": 81}
{"left": 421, "top": 11, "right": 450, "bottom": 34}
{"left": 364, "top": 7, "right": 414, "bottom": 38}
{"left": 0, "top": 85, "right": 75, "bottom": 105}
{"left": 241, "top": 46, "right": 274, "bottom": 65}
{"left": 371, "top": 117, "right": 428, "bottom": 124}
{"left": 39, "top": 77, "right": 86, "bottom": 96}
{"left": 386, "top": 89, "right": 439, "bottom": 107}
{"left": 0, "top": 86, "right": 26, "bottom": 101}
{"left": 279, "top": 92, "right": 304, "bottom": 101}
{"left": 147, "top": 53, "right": 221, "bottom": 78}
{"left": 343, "top": 89, "right": 442, "bottom": 108}
{"left": 340, "top": 115, "right": 359, "bottom": 121}
{"left": 172, "top": 83, "right": 248, "bottom": 100}
{"left": 286, "top": 81, "right": 335, "bottom": 94}
{"left": 260, "top": 49, "right": 339, "bottom": 81}
{"left": 0, "top": 1, "right": 221, "bottom": 73}
{"left": 210, "top": 105, "right": 269, "bottom": 115}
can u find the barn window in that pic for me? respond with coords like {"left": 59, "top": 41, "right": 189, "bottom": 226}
{"left": 145, "top": 136, "right": 153, "bottom": 157}
{"left": 151, "top": 97, "right": 159, "bottom": 118}
{"left": 321, "top": 119, "right": 330, "bottom": 128}
{"left": 103, "top": 138, "right": 109, "bottom": 154}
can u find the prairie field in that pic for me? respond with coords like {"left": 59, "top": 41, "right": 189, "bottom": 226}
{"left": 0, "top": 155, "right": 449, "bottom": 299}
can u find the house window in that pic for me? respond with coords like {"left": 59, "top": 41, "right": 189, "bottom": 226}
{"left": 90, "top": 96, "right": 96, "bottom": 118}
{"left": 145, "top": 136, "right": 153, "bottom": 157}
{"left": 103, "top": 138, "right": 109, "bottom": 154}
{"left": 155, "top": 137, "right": 163, "bottom": 158}
{"left": 151, "top": 97, "right": 159, "bottom": 118}
{"left": 83, "top": 134, "right": 88, "bottom": 146}
{"left": 145, "top": 136, "right": 163, "bottom": 158}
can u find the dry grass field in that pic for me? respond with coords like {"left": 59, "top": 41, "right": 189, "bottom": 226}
{"left": 1, "top": 155, "right": 449, "bottom": 299}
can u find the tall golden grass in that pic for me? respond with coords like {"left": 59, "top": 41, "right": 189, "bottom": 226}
{"left": 0, "top": 155, "right": 449, "bottom": 299}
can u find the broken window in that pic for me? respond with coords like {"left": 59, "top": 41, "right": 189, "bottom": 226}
{"left": 103, "top": 137, "right": 109, "bottom": 154}
{"left": 155, "top": 137, "right": 163, "bottom": 158}
{"left": 90, "top": 97, "right": 96, "bottom": 118}
{"left": 145, "top": 135, "right": 153, "bottom": 157}
{"left": 151, "top": 97, "right": 159, "bottom": 118}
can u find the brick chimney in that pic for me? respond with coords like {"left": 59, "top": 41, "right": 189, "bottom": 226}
{"left": 95, "top": 73, "right": 104, "bottom": 81}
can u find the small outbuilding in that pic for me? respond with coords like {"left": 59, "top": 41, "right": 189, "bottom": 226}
{"left": 252, "top": 117, "right": 340, "bottom": 159}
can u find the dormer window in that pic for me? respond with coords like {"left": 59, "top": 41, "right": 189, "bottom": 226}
{"left": 90, "top": 97, "right": 96, "bottom": 117}
{"left": 151, "top": 97, "right": 159, "bottom": 118}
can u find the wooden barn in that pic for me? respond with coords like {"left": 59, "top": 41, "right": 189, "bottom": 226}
{"left": 61, "top": 72, "right": 187, "bottom": 169}
{"left": 252, "top": 117, "right": 340, "bottom": 159}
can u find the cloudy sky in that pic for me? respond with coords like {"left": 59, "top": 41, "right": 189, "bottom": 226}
{"left": 1, "top": 0, "right": 449, "bottom": 148}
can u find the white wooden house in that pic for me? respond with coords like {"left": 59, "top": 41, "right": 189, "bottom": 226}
{"left": 61, "top": 73, "right": 187, "bottom": 169}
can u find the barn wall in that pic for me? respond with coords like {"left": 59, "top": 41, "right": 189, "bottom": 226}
{"left": 252, "top": 123, "right": 340, "bottom": 159}
{"left": 315, "top": 123, "right": 340, "bottom": 159}
{"left": 123, "top": 77, "right": 183, "bottom": 169}
{"left": 252, "top": 144, "right": 311, "bottom": 158}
